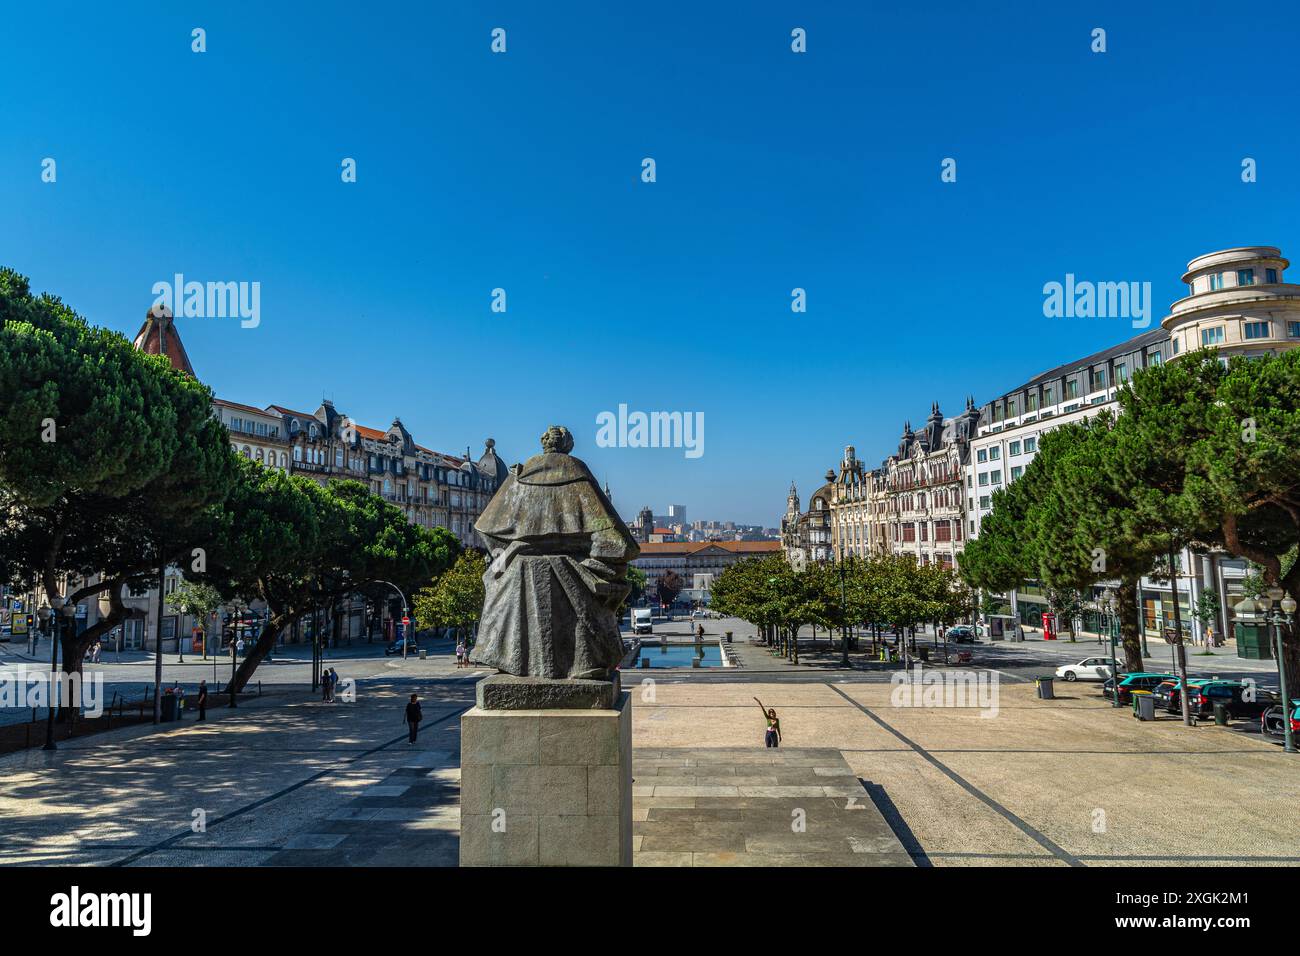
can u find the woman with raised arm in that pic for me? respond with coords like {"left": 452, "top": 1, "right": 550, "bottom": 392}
{"left": 754, "top": 697, "right": 781, "bottom": 748}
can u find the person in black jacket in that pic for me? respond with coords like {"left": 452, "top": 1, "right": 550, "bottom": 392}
{"left": 405, "top": 694, "right": 422, "bottom": 743}
{"left": 197, "top": 680, "right": 208, "bottom": 721}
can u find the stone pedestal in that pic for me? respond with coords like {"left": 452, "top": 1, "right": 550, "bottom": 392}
{"left": 459, "top": 678, "right": 632, "bottom": 867}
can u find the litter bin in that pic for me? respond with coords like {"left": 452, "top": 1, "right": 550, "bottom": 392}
{"left": 1213, "top": 702, "right": 1229, "bottom": 726}
{"left": 160, "top": 694, "right": 180, "bottom": 722}
{"left": 1135, "top": 693, "right": 1156, "bottom": 721}
{"left": 1035, "top": 676, "right": 1055, "bottom": 700}
{"left": 725, "top": 631, "right": 733, "bottom": 643}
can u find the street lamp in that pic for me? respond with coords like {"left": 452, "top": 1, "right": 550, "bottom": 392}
{"left": 1257, "top": 590, "right": 1296, "bottom": 754}
{"left": 33, "top": 600, "right": 48, "bottom": 656}
{"left": 1101, "top": 588, "right": 1120, "bottom": 708}
{"left": 37, "top": 601, "right": 58, "bottom": 750}
{"left": 835, "top": 557, "right": 850, "bottom": 668}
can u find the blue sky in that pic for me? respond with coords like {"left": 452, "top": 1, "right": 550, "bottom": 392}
{"left": 3, "top": 1, "right": 1297, "bottom": 526}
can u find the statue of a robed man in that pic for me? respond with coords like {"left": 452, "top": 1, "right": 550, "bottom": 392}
{"left": 469, "top": 425, "right": 640, "bottom": 680}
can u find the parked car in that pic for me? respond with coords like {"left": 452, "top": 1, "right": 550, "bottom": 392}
{"left": 944, "top": 648, "right": 973, "bottom": 665}
{"left": 1262, "top": 700, "right": 1300, "bottom": 738}
{"left": 1152, "top": 678, "right": 1203, "bottom": 713}
{"left": 1184, "top": 680, "right": 1280, "bottom": 719}
{"left": 946, "top": 625, "right": 977, "bottom": 644}
{"left": 1055, "top": 657, "right": 1116, "bottom": 682}
{"left": 1102, "top": 672, "right": 1176, "bottom": 704}
{"left": 384, "top": 638, "right": 420, "bottom": 656}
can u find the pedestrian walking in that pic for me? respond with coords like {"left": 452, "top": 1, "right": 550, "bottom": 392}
{"left": 321, "top": 669, "right": 331, "bottom": 702}
{"left": 405, "top": 693, "right": 422, "bottom": 744}
{"left": 696, "top": 623, "right": 705, "bottom": 641}
{"left": 197, "top": 680, "right": 208, "bottom": 720}
{"left": 236, "top": 637, "right": 245, "bottom": 659}
{"left": 455, "top": 639, "right": 466, "bottom": 668}
{"left": 329, "top": 668, "right": 339, "bottom": 701}
{"left": 753, "top": 697, "right": 781, "bottom": 748}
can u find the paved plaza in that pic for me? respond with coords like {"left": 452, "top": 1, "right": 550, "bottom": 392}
{"left": 3, "top": 631, "right": 1298, "bottom": 867}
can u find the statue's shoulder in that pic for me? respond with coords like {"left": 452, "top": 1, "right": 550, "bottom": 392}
{"left": 517, "top": 452, "right": 595, "bottom": 486}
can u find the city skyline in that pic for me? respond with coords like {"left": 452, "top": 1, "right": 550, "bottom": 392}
{"left": 3, "top": 2, "right": 1297, "bottom": 526}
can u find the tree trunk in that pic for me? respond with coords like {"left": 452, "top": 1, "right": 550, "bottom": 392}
{"left": 1117, "top": 576, "right": 1144, "bottom": 673}
{"left": 229, "top": 612, "right": 289, "bottom": 694}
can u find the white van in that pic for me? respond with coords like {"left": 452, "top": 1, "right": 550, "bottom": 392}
{"left": 631, "top": 608, "right": 653, "bottom": 635}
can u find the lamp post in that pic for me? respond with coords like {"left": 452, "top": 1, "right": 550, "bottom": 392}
{"left": 1257, "top": 590, "right": 1297, "bottom": 754}
{"left": 836, "top": 557, "right": 850, "bottom": 668}
{"left": 33, "top": 601, "right": 48, "bottom": 656}
{"left": 1101, "top": 588, "right": 1120, "bottom": 708}
{"left": 38, "top": 600, "right": 58, "bottom": 751}
{"left": 372, "top": 580, "right": 410, "bottom": 660}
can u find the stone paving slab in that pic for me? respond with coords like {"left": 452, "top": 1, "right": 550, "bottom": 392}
{"left": 258, "top": 753, "right": 461, "bottom": 866}
{"left": 632, "top": 747, "right": 913, "bottom": 867}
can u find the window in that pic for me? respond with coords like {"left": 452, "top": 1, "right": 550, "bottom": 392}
{"left": 1043, "top": 386, "right": 1054, "bottom": 405}
{"left": 1237, "top": 269, "right": 1255, "bottom": 286}
{"left": 1244, "top": 321, "right": 1270, "bottom": 340}
{"left": 990, "top": 469, "right": 1002, "bottom": 484}
{"left": 1267, "top": 268, "right": 1278, "bottom": 284}
{"left": 978, "top": 472, "right": 989, "bottom": 487}
{"left": 1201, "top": 327, "right": 1225, "bottom": 346}
{"left": 1172, "top": 337, "right": 1180, "bottom": 354}
{"left": 292, "top": 446, "right": 302, "bottom": 462}
{"left": 1092, "top": 369, "right": 1107, "bottom": 390}
{"left": 335, "top": 449, "right": 343, "bottom": 466}
{"left": 1009, "top": 441, "right": 1020, "bottom": 455}
{"left": 1011, "top": 465, "right": 1023, "bottom": 479}
{"left": 1148, "top": 351, "right": 1163, "bottom": 366}
{"left": 977, "top": 449, "right": 987, "bottom": 463}
{"left": 1024, "top": 437, "right": 1037, "bottom": 453}
{"left": 1065, "top": 380, "right": 1079, "bottom": 399}
{"left": 979, "top": 495, "right": 990, "bottom": 509}
{"left": 1115, "top": 362, "right": 1128, "bottom": 383}
{"left": 1289, "top": 322, "right": 1300, "bottom": 338}
{"left": 1209, "top": 273, "right": 1224, "bottom": 291}
{"left": 989, "top": 447, "right": 1000, "bottom": 461}
{"left": 1027, "top": 393, "right": 1038, "bottom": 412}
{"left": 1006, "top": 400, "right": 1016, "bottom": 416}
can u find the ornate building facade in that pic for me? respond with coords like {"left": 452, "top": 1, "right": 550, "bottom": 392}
{"left": 781, "top": 474, "right": 833, "bottom": 570}
{"left": 877, "top": 400, "right": 979, "bottom": 568}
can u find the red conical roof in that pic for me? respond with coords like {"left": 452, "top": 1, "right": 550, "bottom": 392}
{"left": 132, "top": 305, "right": 194, "bottom": 375}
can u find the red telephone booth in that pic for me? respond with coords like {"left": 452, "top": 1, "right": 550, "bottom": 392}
{"left": 1042, "top": 612, "right": 1057, "bottom": 640}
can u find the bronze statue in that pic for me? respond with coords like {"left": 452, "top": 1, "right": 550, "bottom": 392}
{"left": 470, "top": 425, "right": 639, "bottom": 680}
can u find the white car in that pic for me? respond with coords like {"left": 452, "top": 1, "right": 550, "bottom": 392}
{"left": 1055, "top": 657, "right": 1115, "bottom": 682}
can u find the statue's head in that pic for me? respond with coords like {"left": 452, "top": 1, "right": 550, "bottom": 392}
{"left": 540, "top": 425, "right": 575, "bottom": 455}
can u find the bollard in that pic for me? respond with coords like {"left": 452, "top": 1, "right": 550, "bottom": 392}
{"left": 691, "top": 657, "right": 702, "bottom": 668}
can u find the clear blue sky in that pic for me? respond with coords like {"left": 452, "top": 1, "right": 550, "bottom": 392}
{"left": 3, "top": 1, "right": 1297, "bottom": 526}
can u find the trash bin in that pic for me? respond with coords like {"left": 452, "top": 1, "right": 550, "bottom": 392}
{"left": 1213, "top": 702, "right": 1229, "bottom": 726}
{"left": 419, "top": 649, "right": 427, "bottom": 660}
{"left": 725, "top": 631, "right": 733, "bottom": 643}
{"left": 160, "top": 694, "right": 180, "bottom": 722}
{"left": 1135, "top": 694, "right": 1156, "bottom": 721}
{"left": 1036, "top": 676, "right": 1055, "bottom": 699}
